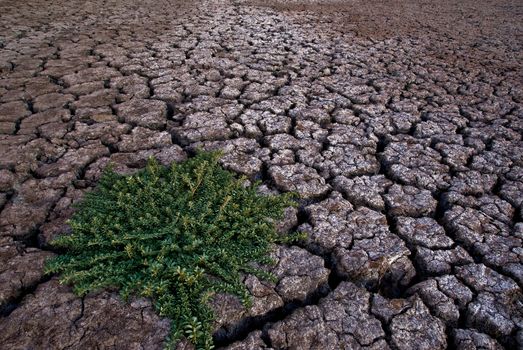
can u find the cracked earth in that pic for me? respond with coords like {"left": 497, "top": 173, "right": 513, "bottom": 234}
{"left": 0, "top": 0, "right": 522, "bottom": 349}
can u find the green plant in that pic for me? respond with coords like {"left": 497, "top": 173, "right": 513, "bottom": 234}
{"left": 45, "top": 152, "right": 298, "bottom": 349}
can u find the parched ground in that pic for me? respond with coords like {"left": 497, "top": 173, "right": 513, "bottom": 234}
{"left": 0, "top": 0, "right": 522, "bottom": 349}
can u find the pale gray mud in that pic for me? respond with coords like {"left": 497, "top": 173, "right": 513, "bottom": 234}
{"left": 0, "top": 0, "right": 522, "bottom": 349}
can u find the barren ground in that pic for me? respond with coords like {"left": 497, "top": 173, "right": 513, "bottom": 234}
{"left": 0, "top": 0, "right": 522, "bottom": 349}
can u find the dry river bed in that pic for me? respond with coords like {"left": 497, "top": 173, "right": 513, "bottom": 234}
{"left": 0, "top": 0, "right": 522, "bottom": 349}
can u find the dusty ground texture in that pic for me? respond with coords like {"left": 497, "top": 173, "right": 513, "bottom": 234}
{"left": 0, "top": 0, "right": 522, "bottom": 348}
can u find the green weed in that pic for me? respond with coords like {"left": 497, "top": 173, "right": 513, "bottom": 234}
{"left": 45, "top": 152, "right": 298, "bottom": 349}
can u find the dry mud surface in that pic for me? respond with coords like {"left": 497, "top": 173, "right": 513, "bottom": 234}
{"left": 0, "top": 0, "right": 522, "bottom": 349}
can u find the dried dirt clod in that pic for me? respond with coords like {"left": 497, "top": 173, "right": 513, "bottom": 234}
{"left": 117, "top": 127, "right": 172, "bottom": 152}
{"left": 332, "top": 174, "right": 392, "bottom": 211}
{"left": 390, "top": 297, "right": 447, "bottom": 350}
{"left": 0, "top": 237, "right": 54, "bottom": 312}
{"left": 384, "top": 184, "right": 437, "bottom": 218}
{"left": 268, "top": 163, "right": 330, "bottom": 199}
{"left": 219, "top": 330, "right": 269, "bottom": 350}
{"left": 452, "top": 329, "right": 504, "bottom": 350}
{"left": 0, "top": 278, "right": 170, "bottom": 349}
{"left": 267, "top": 282, "right": 387, "bottom": 349}
{"left": 115, "top": 98, "right": 168, "bottom": 130}
{"left": 211, "top": 245, "right": 329, "bottom": 341}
